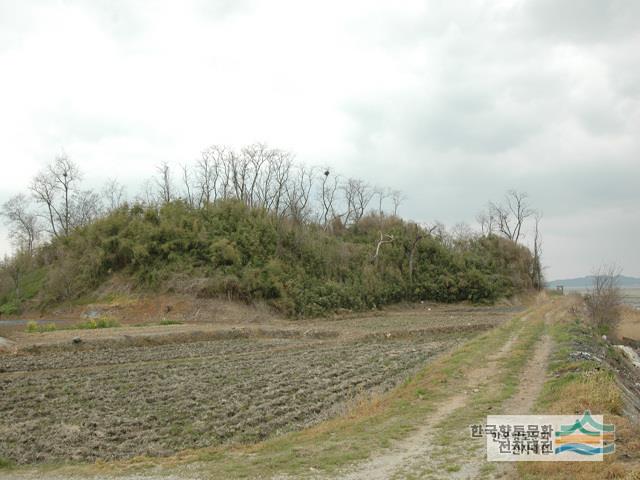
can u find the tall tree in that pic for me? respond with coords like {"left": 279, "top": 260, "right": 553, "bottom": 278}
{"left": 485, "top": 189, "right": 533, "bottom": 244}
{"left": 30, "top": 154, "right": 82, "bottom": 237}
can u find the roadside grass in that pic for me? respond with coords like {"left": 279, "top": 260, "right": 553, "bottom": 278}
{"left": 158, "top": 318, "right": 183, "bottom": 325}
{"left": 74, "top": 318, "right": 120, "bottom": 329}
{"left": 25, "top": 321, "right": 58, "bottom": 333}
{"left": 517, "top": 305, "right": 640, "bottom": 479}
{"left": 5, "top": 305, "right": 538, "bottom": 478}
{"left": 25, "top": 317, "right": 120, "bottom": 333}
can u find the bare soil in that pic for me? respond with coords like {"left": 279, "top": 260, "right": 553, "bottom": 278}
{"left": 0, "top": 301, "right": 520, "bottom": 466}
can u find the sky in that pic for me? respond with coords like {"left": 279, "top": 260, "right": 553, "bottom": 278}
{"left": 0, "top": 0, "right": 638, "bottom": 280}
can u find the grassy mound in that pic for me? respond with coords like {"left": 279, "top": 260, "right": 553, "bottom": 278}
{"left": 1, "top": 200, "right": 537, "bottom": 317}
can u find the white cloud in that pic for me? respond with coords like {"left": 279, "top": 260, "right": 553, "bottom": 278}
{"left": 0, "top": 0, "right": 639, "bottom": 279}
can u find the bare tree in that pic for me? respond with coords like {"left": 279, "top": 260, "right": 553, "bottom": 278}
{"left": 52, "top": 154, "right": 80, "bottom": 235}
{"left": 102, "top": 178, "right": 126, "bottom": 211}
{"left": 342, "top": 178, "right": 373, "bottom": 225}
{"left": 229, "top": 149, "right": 250, "bottom": 201}
{"left": 531, "top": 211, "right": 543, "bottom": 290}
{"left": 73, "top": 190, "right": 102, "bottom": 227}
{"left": 155, "top": 162, "right": 173, "bottom": 204}
{"left": 476, "top": 209, "right": 496, "bottom": 236}
{"left": 284, "top": 164, "right": 314, "bottom": 222}
{"left": 268, "top": 150, "right": 293, "bottom": 216}
{"left": 30, "top": 154, "right": 82, "bottom": 237}
{"left": 488, "top": 190, "right": 533, "bottom": 244}
{"left": 372, "top": 232, "right": 394, "bottom": 266}
{"left": 319, "top": 169, "right": 339, "bottom": 230}
{"left": 197, "top": 146, "right": 223, "bottom": 206}
{"left": 31, "top": 170, "right": 59, "bottom": 237}
{"left": 137, "top": 179, "right": 157, "bottom": 207}
{"left": 1, "top": 194, "right": 41, "bottom": 253}
{"left": 390, "top": 189, "right": 405, "bottom": 216}
{"left": 373, "top": 186, "right": 389, "bottom": 216}
{"left": 242, "top": 143, "right": 273, "bottom": 208}
{"left": 585, "top": 264, "right": 622, "bottom": 331}
{"left": 180, "top": 164, "right": 195, "bottom": 207}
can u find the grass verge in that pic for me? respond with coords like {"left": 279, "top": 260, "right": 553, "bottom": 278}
{"left": 517, "top": 303, "right": 640, "bottom": 479}
{"left": 25, "top": 317, "right": 120, "bottom": 333}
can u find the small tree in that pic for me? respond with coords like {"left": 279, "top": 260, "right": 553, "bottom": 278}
{"left": 481, "top": 189, "right": 533, "bottom": 244}
{"left": 531, "top": 211, "right": 543, "bottom": 290}
{"left": 584, "top": 264, "right": 622, "bottom": 332}
{"left": 1, "top": 194, "right": 41, "bottom": 253}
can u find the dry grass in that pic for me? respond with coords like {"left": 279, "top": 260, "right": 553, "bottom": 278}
{"left": 617, "top": 306, "right": 640, "bottom": 342}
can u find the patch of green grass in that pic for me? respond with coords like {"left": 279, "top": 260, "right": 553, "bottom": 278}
{"left": 74, "top": 317, "right": 120, "bottom": 329}
{"left": 479, "top": 462, "right": 496, "bottom": 476}
{"left": 26, "top": 321, "right": 57, "bottom": 333}
{"left": 158, "top": 318, "right": 183, "bottom": 325}
{"left": 0, "top": 456, "right": 14, "bottom": 469}
{"left": 26, "top": 317, "right": 121, "bottom": 333}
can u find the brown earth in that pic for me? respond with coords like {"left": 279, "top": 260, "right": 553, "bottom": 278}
{"left": 0, "top": 300, "right": 521, "bottom": 466}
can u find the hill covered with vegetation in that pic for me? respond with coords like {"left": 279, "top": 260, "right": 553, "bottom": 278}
{"left": 0, "top": 145, "right": 541, "bottom": 317}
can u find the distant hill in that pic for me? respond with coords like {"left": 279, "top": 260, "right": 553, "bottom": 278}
{"left": 547, "top": 275, "right": 640, "bottom": 289}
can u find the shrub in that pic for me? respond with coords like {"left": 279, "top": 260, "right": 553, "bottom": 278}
{"left": 584, "top": 265, "right": 622, "bottom": 333}
{"left": 0, "top": 301, "right": 20, "bottom": 316}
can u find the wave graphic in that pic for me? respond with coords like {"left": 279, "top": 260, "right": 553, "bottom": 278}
{"left": 555, "top": 444, "right": 604, "bottom": 455}
{"left": 555, "top": 443, "right": 615, "bottom": 455}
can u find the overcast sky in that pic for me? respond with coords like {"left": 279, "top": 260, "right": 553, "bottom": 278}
{"left": 0, "top": 0, "right": 638, "bottom": 280}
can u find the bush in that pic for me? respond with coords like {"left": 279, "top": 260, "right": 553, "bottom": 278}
{"left": 584, "top": 265, "right": 622, "bottom": 333}
{"left": 0, "top": 301, "right": 20, "bottom": 316}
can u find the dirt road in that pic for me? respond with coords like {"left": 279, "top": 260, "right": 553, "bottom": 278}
{"left": 328, "top": 303, "right": 555, "bottom": 480}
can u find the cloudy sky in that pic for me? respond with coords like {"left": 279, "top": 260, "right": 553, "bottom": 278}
{"left": 0, "top": 0, "right": 638, "bottom": 280}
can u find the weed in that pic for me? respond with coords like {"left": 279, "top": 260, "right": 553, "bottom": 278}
{"left": 158, "top": 319, "right": 183, "bottom": 326}
{"left": 74, "top": 317, "right": 120, "bottom": 329}
{"left": 25, "top": 321, "right": 57, "bottom": 333}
